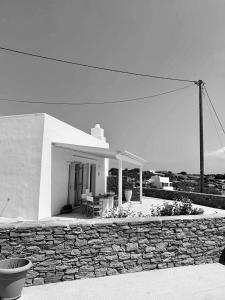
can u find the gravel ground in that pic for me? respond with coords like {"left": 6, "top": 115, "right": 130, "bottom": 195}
{"left": 0, "top": 197, "right": 225, "bottom": 224}
{"left": 121, "top": 196, "right": 225, "bottom": 216}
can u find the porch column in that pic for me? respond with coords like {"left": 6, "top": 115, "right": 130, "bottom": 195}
{"left": 118, "top": 159, "right": 122, "bottom": 207}
{"left": 140, "top": 167, "right": 143, "bottom": 204}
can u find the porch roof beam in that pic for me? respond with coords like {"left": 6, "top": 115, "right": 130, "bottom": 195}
{"left": 53, "top": 143, "right": 147, "bottom": 167}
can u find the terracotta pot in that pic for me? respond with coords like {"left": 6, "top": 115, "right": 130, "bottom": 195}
{"left": 125, "top": 189, "right": 132, "bottom": 202}
{"left": 0, "top": 258, "right": 32, "bottom": 300}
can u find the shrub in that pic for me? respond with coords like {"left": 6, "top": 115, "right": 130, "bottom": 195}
{"left": 104, "top": 196, "right": 204, "bottom": 219}
{"left": 105, "top": 204, "right": 151, "bottom": 218}
{"left": 105, "top": 204, "right": 136, "bottom": 218}
{"left": 151, "top": 196, "right": 204, "bottom": 216}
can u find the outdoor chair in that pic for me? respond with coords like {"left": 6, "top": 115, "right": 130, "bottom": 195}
{"left": 86, "top": 196, "right": 103, "bottom": 217}
{"left": 81, "top": 190, "right": 93, "bottom": 214}
{"left": 86, "top": 194, "right": 116, "bottom": 217}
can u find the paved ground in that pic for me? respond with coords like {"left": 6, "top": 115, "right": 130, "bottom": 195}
{"left": 1, "top": 197, "right": 225, "bottom": 224}
{"left": 21, "top": 263, "right": 225, "bottom": 300}
{"left": 122, "top": 197, "right": 225, "bottom": 216}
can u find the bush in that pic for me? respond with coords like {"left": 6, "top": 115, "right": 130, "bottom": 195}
{"left": 151, "top": 196, "right": 204, "bottom": 216}
{"left": 105, "top": 204, "right": 136, "bottom": 218}
{"left": 104, "top": 197, "right": 204, "bottom": 219}
{"left": 105, "top": 204, "right": 151, "bottom": 218}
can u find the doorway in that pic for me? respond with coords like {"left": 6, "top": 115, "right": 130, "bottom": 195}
{"left": 68, "top": 162, "right": 95, "bottom": 206}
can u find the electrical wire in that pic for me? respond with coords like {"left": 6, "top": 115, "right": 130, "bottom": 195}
{"left": 0, "top": 46, "right": 195, "bottom": 83}
{"left": 203, "top": 85, "right": 225, "bottom": 135}
{"left": 203, "top": 88, "right": 224, "bottom": 147}
{"left": 0, "top": 83, "right": 194, "bottom": 106}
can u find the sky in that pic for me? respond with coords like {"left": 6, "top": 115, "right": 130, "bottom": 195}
{"left": 0, "top": 0, "right": 225, "bottom": 173}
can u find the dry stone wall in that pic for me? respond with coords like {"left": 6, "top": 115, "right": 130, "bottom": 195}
{"left": 143, "top": 188, "right": 225, "bottom": 209}
{"left": 0, "top": 215, "right": 225, "bottom": 286}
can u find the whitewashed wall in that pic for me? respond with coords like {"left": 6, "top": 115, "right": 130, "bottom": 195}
{"left": 38, "top": 114, "right": 109, "bottom": 219}
{"left": 0, "top": 114, "right": 44, "bottom": 219}
{"left": 0, "top": 113, "right": 109, "bottom": 220}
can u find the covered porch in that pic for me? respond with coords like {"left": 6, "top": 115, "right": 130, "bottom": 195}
{"left": 52, "top": 143, "right": 147, "bottom": 217}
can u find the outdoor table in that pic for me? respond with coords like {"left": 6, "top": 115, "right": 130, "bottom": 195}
{"left": 100, "top": 195, "right": 114, "bottom": 216}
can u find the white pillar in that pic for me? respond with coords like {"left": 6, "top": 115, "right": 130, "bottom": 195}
{"left": 118, "top": 159, "right": 123, "bottom": 207}
{"left": 104, "top": 158, "right": 109, "bottom": 194}
{"left": 140, "top": 167, "right": 143, "bottom": 203}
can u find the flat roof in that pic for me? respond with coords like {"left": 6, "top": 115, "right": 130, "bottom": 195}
{"left": 53, "top": 143, "right": 147, "bottom": 166}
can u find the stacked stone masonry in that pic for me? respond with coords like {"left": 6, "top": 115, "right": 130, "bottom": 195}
{"left": 0, "top": 215, "right": 225, "bottom": 286}
{"left": 143, "top": 188, "right": 225, "bottom": 209}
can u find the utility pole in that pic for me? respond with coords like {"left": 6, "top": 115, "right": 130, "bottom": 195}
{"left": 198, "top": 80, "right": 204, "bottom": 193}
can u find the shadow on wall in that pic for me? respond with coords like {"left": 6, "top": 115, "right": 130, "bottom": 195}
{"left": 0, "top": 198, "right": 11, "bottom": 216}
{"left": 219, "top": 249, "right": 225, "bottom": 265}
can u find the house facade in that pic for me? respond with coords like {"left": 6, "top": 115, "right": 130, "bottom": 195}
{"left": 151, "top": 175, "right": 174, "bottom": 191}
{"left": 0, "top": 113, "right": 146, "bottom": 220}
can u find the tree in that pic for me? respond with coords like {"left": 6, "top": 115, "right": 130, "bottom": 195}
{"left": 179, "top": 171, "right": 187, "bottom": 175}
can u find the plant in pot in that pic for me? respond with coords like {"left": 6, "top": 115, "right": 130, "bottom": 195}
{"left": 60, "top": 204, "right": 73, "bottom": 214}
{"left": 124, "top": 189, "right": 132, "bottom": 202}
{"left": 0, "top": 257, "right": 32, "bottom": 300}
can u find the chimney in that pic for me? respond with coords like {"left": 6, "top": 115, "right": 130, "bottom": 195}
{"left": 91, "top": 124, "right": 106, "bottom": 142}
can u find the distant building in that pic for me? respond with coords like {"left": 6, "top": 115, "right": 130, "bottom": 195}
{"left": 151, "top": 175, "right": 174, "bottom": 191}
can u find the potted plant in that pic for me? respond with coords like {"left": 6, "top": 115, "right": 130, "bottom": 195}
{"left": 0, "top": 257, "right": 32, "bottom": 300}
{"left": 60, "top": 204, "right": 73, "bottom": 214}
{"left": 124, "top": 189, "right": 133, "bottom": 202}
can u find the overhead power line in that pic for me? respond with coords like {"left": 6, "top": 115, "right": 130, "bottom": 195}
{"left": 0, "top": 46, "right": 195, "bottom": 83}
{"left": 203, "top": 88, "right": 223, "bottom": 147}
{"left": 204, "top": 85, "right": 225, "bottom": 135}
{"left": 0, "top": 84, "right": 194, "bottom": 106}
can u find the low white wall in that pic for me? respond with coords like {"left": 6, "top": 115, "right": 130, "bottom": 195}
{"left": 0, "top": 114, "right": 44, "bottom": 220}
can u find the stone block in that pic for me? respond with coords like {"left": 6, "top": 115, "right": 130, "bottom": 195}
{"left": 105, "top": 255, "right": 118, "bottom": 261}
{"left": 145, "top": 246, "right": 156, "bottom": 252}
{"left": 45, "top": 275, "right": 63, "bottom": 283}
{"left": 79, "top": 265, "right": 94, "bottom": 272}
{"left": 62, "top": 275, "right": 75, "bottom": 281}
{"left": 95, "top": 268, "right": 107, "bottom": 277}
{"left": 126, "top": 243, "right": 138, "bottom": 251}
{"left": 107, "top": 268, "right": 118, "bottom": 276}
{"left": 118, "top": 253, "right": 130, "bottom": 260}
{"left": 130, "top": 253, "right": 142, "bottom": 260}
{"left": 65, "top": 268, "right": 79, "bottom": 274}
{"left": 142, "top": 264, "right": 157, "bottom": 270}
{"left": 33, "top": 277, "right": 44, "bottom": 285}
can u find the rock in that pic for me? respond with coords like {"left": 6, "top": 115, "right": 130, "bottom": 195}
{"left": 107, "top": 268, "right": 118, "bottom": 275}
{"left": 126, "top": 243, "right": 138, "bottom": 251}
{"left": 65, "top": 268, "right": 78, "bottom": 274}
{"left": 145, "top": 246, "right": 156, "bottom": 252}
{"left": 118, "top": 253, "right": 130, "bottom": 260}
{"left": 33, "top": 277, "right": 44, "bottom": 285}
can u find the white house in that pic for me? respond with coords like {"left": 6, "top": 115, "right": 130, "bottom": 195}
{"left": 151, "top": 175, "right": 173, "bottom": 191}
{"left": 0, "top": 113, "right": 146, "bottom": 220}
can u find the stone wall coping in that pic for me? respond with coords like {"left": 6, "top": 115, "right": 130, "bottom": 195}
{"left": 1, "top": 213, "right": 225, "bottom": 229}
{"left": 143, "top": 187, "right": 225, "bottom": 199}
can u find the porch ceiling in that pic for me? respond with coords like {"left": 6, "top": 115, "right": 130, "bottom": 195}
{"left": 53, "top": 143, "right": 147, "bottom": 166}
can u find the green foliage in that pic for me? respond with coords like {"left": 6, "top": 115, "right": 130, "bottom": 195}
{"left": 151, "top": 196, "right": 204, "bottom": 216}
{"left": 105, "top": 204, "right": 136, "bottom": 218}
{"left": 179, "top": 171, "right": 187, "bottom": 175}
{"left": 105, "top": 196, "right": 204, "bottom": 219}
{"left": 8, "top": 260, "right": 22, "bottom": 269}
{"left": 105, "top": 204, "right": 151, "bottom": 218}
